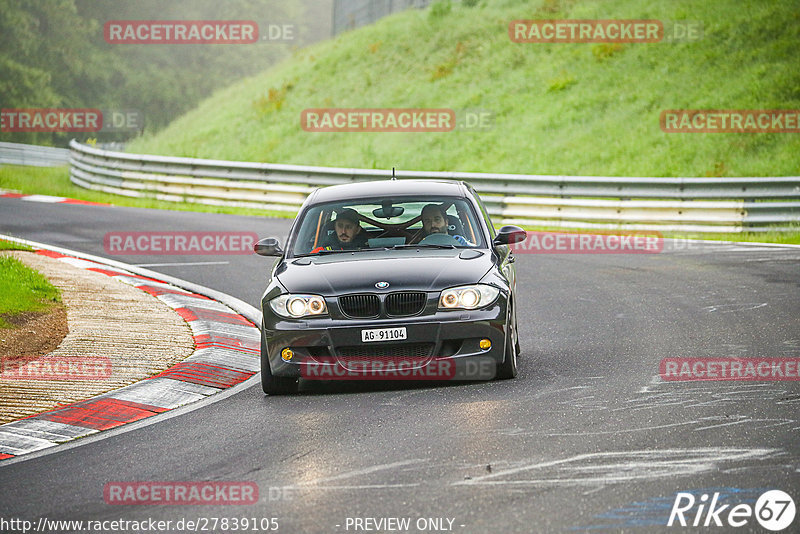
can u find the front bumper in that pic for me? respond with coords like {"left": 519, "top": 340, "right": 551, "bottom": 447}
{"left": 262, "top": 299, "right": 509, "bottom": 380}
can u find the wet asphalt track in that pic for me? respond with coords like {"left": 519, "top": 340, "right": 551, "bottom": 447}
{"left": 0, "top": 198, "right": 799, "bottom": 533}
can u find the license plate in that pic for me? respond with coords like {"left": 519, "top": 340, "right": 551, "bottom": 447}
{"left": 361, "top": 327, "right": 407, "bottom": 343}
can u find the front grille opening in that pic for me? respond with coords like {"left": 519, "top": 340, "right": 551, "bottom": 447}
{"left": 336, "top": 342, "right": 435, "bottom": 359}
{"left": 339, "top": 294, "right": 380, "bottom": 318}
{"left": 335, "top": 343, "right": 436, "bottom": 371}
{"left": 386, "top": 292, "right": 427, "bottom": 316}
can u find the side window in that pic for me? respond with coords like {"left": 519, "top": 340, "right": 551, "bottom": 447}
{"left": 453, "top": 203, "right": 477, "bottom": 244}
{"left": 443, "top": 206, "right": 461, "bottom": 233}
{"left": 471, "top": 187, "right": 496, "bottom": 239}
{"left": 293, "top": 208, "right": 329, "bottom": 255}
{"left": 319, "top": 210, "right": 336, "bottom": 243}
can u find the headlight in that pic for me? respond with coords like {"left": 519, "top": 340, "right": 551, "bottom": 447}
{"left": 438, "top": 284, "right": 500, "bottom": 310}
{"left": 269, "top": 294, "right": 328, "bottom": 318}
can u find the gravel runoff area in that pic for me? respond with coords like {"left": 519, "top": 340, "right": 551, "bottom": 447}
{"left": 0, "top": 251, "right": 195, "bottom": 424}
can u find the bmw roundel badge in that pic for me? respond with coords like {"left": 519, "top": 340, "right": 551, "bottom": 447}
{"left": 375, "top": 281, "right": 390, "bottom": 289}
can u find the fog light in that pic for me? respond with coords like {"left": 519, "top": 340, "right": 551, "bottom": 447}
{"left": 479, "top": 339, "right": 491, "bottom": 350}
{"left": 281, "top": 348, "right": 294, "bottom": 361}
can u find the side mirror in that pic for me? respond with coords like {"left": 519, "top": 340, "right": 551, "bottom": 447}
{"left": 254, "top": 237, "right": 284, "bottom": 257}
{"left": 492, "top": 225, "right": 527, "bottom": 246}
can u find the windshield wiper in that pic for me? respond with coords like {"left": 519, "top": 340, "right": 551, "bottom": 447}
{"left": 297, "top": 247, "right": 389, "bottom": 257}
{"left": 392, "top": 244, "right": 456, "bottom": 249}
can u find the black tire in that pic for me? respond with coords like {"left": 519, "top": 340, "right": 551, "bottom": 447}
{"left": 496, "top": 302, "right": 519, "bottom": 380}
{"left": 513, "top": 300, "right": 521, "bottom": 355}
{"left": 261, "top": 334, "right": 298, "bottom": 395}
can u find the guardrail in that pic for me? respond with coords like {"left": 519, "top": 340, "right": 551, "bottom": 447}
{"left": 69, "top": 140, "right": 800, "bottom": 232}
{"left": 0, "top": 142, "right": 70, "bottom": 167}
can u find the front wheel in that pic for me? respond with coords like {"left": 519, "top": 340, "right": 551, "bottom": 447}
{"left": 261, "top": 335, "right": 298, "bottom": 395}
{"left": 496, "top": 304, "right": 518, "bottom": 380}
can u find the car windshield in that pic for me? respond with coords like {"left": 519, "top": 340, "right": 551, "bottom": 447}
{"left": 289, "top": 196, "right": 485, "bottom": 256}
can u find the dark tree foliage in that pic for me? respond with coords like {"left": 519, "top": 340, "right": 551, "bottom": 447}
{"left": 1, "top": 0, "right": 331, "bottom": 145}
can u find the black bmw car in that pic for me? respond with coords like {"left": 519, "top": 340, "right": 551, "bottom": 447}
{"left": 255, "top": 179, "right": 525, "bottom": 394}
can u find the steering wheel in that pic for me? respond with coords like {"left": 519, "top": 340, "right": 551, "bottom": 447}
{"left": 418, "top": 233, "right": 461, "bottom": 246}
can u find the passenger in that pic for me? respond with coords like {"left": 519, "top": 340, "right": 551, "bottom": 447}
{"left": 415, "top": 204, "right": 469, "bottom": 245}
{"left": 312, "top": 208, "right": 369, "bottom": 252}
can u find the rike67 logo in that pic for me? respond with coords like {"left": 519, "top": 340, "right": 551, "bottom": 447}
{"left": 668, "top": 490, "right": 795, "bottom": 531}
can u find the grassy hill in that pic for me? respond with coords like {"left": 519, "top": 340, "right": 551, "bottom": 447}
{"left": 128, "top": 0, "right": 800, "bottom": 177}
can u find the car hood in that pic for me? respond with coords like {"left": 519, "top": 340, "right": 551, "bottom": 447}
{"left": 276, "top": 249, "right": 494, "bottom": 294}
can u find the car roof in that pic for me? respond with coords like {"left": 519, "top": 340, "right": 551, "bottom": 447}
{"left": 308, "top": 179, "right": 469, "bottom": 204}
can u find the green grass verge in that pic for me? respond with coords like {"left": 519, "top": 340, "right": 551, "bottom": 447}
{"left": 0, "top": 252, "right": 62, "bottom": 329}
{"left": 661, "top": 226, "right": 800, "bottom": 245}
{"left": 0, "top": 165, "right": 293, "bottom": 219}
{"left": 0, "top": 240, "right": 34, "bottom": 252}
{"left": 127, "top": 0, "right": 800, "bottom": 178}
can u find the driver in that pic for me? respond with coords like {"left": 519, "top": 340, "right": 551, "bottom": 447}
{"left": 416, "top": 204, "right": 469, "bottom": 245}
{"left": 312, "top": 208, "right": 369, "bottom": 252}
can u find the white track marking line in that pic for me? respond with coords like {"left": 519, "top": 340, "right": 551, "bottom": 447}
{"left": 454, "top": 448, "right": 778, "bottom": 486}
{"left": 20, "top": 195, "right": 67, "bottom": 203}
{"left": 282, "top": 459, "right": 428, "bottom": 489}
{"left": 292, "top": 484, "right": 420, "bottom": 490}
